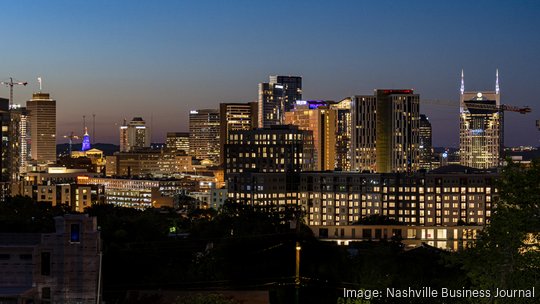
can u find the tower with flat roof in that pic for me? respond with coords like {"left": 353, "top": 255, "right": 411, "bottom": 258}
{"left": 27, "top": 92, "right": 56, "bottom": 163}
{"left": 351, "top": 89, "right": 420, "bottom": 173}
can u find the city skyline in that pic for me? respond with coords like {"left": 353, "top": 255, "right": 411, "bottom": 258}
{"left": 2, "top": 1, "right": 539, "bottom": 147}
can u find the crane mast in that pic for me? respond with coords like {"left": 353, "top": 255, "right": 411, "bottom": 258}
{"left": 1, "top": 77, "right": 28, "bottom": 106}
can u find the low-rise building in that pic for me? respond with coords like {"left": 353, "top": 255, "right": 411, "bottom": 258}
{"left": 189, "top": 187, "right": 228, "bottom": 209}
{"left": 108, "top": 148, "right": 193, "bottom": 178}
{"left": 0, "top": 214, "right": 101, "bottom": 304}
{"left": 311, "top": 224, "right": 480, "bottom": 251}
{"left": 20, "top": 183, "right": 105, "bottom": 212}
{"left": 77, "top": 176, "right": 186, "bottom": 209}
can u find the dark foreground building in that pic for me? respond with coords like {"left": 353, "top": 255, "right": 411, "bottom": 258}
{"left": 0, "top": 214, "right": 101, "bottom": 304}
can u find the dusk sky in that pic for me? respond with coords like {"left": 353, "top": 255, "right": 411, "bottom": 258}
{"left": 2, "top": 0, "right": 540, "bottom": 147}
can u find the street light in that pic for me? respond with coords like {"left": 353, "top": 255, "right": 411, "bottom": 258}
{"left": 295, "top": 241, "right": 301, "bottom": 304}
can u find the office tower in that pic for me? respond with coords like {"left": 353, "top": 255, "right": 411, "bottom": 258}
{"left": 419, "top": 114, "right": 433, "bottom": 170}
{"left": 351, "top": 89, "right": 420, "bottom": 173}
{"left": 119, "top": 120, "right": 128, "bottom": 152}
{"left": 258, "top": 75, "right": 302, "bottom": 128}
{"left": 119, "top": 117, "right": 151, "bottom": 152}
{"left": 459, "top": 71, "right": 502, "bottom": 169}
{"left": 189, "top": 109, "right": 220, "bottom": 164}
{"left": 258, "top": 82, "right": 284, "bottom": 128}
{"left": 166, "top": 132, "right": 190, "bottom": 153}
{"left": 219, "top": 102, "right": 258, "bottom": 165}
{"left": 284, "top": 100, "right": 336, "bottom": 171}
{"left": 27, "top": 92, "right": 57, "bottom": 163}
{"left": 330, "top": 98, "right": 353, "bottom": 171}
{"left": 269, "top": 75, "right": 302, "bottom": 112}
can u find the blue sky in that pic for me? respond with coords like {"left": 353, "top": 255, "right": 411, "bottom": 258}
{"left": 2, "top": 0, "right": 540, "bottom": 146}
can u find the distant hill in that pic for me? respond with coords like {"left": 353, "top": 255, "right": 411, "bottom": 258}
{"left": 57, "top": 143, "right": 119, "bottom": 156}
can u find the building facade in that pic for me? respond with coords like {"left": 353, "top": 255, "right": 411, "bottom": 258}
{"left": 77, "top": 176, "right": 184, "bottom": 209}
{"left": 331, "top": 98, "right": 353, "bottom": 171}
{"left": 351, "top": 89, "right": 420, "bottom": 173}
{"left": 0, "top": 98, "right": 10, "bottom": 184}
{"left": 258, "top": 82, "right": 285, "bottom": 128}
{"left": 258, "top": 76, "right": 303, "bottom": 128}
{"left": 225, "top": 125, "right": 314, "bottom": 207}
{"left": 119, "top": 117, "right": 151, "bottom": 152}
{"left": 419, "top": 114, "right": 433, "bottom": 170}
{"left": 300, "top": 166, "right": 496, "bottom": 227}
{"left": 224, "top": 125, "right": 314, "bottom": 175}
{"left": 27, "top": 92, "right": 57, "bottom": 163}
{"left": 107, "top": 148, "right": 192, "bottom": 178}
{"left": 0, "top": 214, "right": 101, "bottom": 304}
{"left": 166, "top": 132, "right": 190, "bottom": 153}
{"left": 284, "top": 100, "right": 337, "bottom": 171}
{"left": 311, "top": 224, "right": 481, "bottom": 251}
{"left": 459, "top": 72, "right": 502, "bottom": 169}
{"left": 219, "top": 102, "right": 257, "bottom": 165}
{"left": 189, "top": 109, "right": 220, "bottom": 164}
{"left": 269, "top": 75, "right": 302, "bottom": 112}
{"left": 189, "top": 187, "right": 228, "bottom": 210}
{"left": 20, "top": 183, "right": 104, "bottom": 212}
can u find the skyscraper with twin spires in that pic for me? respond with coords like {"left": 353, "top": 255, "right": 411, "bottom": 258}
{"left": 459, "top": 70, "right": 502, "bottom": 169}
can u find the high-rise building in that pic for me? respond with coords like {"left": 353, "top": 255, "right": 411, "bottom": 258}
{"left": 330, "top": 98, "right": 353, "bottom": 171}
{"left": 119, "top": 117, "right": 151, "bottom": 152}
{"left": 351, "top": 89, "right": 420, "bottom": 173}
{"left": 27, "top": 92, "right": 57, "bottom": 163}
{"left": 284, "top": 100, "right": 336, "bottom": 171}
{"left": 166, "top": 132, "right": 190, "bottom": 153}
{"left": 419, "top": 114, "right": 433, "bottom": 170}
{"left": 459, "top": 71, "right": 502, "bottom": 169}
{"left": 7, "top": 104, "right": 30, "bottom": 182}
{"left": 219, "top": 102, "right": 257, "bottom": 165}
{"left": 189, "top": 109, "right": 220, "bottom": 164}
{"left": 0, "top": 98, "right": 10, "bottom": 182}
{"left": 258, "top": 75, "right": 302, "bottom": 128}
{"left": 225, "top": 125, "right": 314, "bottom": 206}
{"left": 258, "top": 82, "right": 284, "bottom": 128}
{"left": 269, "top": 75, "right": 302, "bottom": 112}
{"left": 225, "top": 125, "right": 314, "bottom": 175}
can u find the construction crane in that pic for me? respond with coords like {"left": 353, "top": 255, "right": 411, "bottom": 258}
{"left": 63, "top": 132, "right": 81, "bottom": 156}
{"left": 1, "top": 77, "right": 28, "bottom": 106}
{"left": 423, "top": 98, "right": 532, "bottom": 159}
{"left": 465, "top": 103, "right": 531, "bottom": 114}
{"left": 423, "top": 99, "right": 532, "bottom": 114}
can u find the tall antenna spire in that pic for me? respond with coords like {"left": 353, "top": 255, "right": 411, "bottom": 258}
{"left": 460, "top": 69, "right": 464, "bottom": 95}
{"left": 92, "top": 113, "right": 96, "bottom": 144}
{"left": 495, "top": 68, "right": 500, "bottom": 94}
{"left": 38, "top": 77, "right": 42, "bottom": 92}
